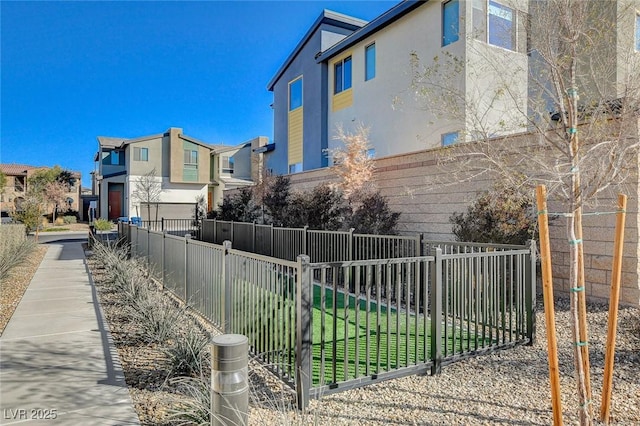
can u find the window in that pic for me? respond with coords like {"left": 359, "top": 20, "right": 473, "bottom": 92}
{"left": 111, "top": 151, "right": 121, "bottom": 165}
{"left": 488, "top": 1, "right": 515, "bottom": 50}
{"left": 473, "top": 0, "right": 518, "bottom": 52}
{"left": 442, "top": 132, "right": 459, "bottom": 146}
{"left": 442, "top": 0, "right": 460, "bottom": 46}
{"left": 636, "top": 14, "right": 640, "bottom": 51}
{"left": 289, "top": 162, "right": 302, "bottom": 174}
{"left": 365, "top": 43, "right": 376, "bottom": 81}
{"left": 221, "top": 155, "right": 234, "bottom": 174}
{"left": 334, "top": 56, "right": 352, "bottom": 94}
{"left": 289, "top": 77, "right": 302, "bottom": 111}
{"left": 366, "top": 148, "right": 376, "bottom": 159}
{"left": 133, "top": 147, "right": 148, "bottom": 161}
{"left": 184, "top": 149, "right": 198, "bottom": 166}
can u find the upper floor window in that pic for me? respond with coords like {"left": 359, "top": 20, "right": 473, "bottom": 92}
{"left": 134, "top": 147, "right": 149, "bottom": 161}
{"left": 111, "top": 151, "right": 121, "bottom": 165}
{"left": 636, "top": 14, "right": 639, "bottom": 51}
{"left": 442, "top": 131, "right": 459, "bottom": 146}
{"left": 442, "top": 0, "right": 460, "bottom": 46}
{"left": 473, "top": 0, "right": 521, "bottom": 52}
{"left": 366, "top": 148, "right": 376, "bottom": 159}
{"left": 184, "top": 149, "right": 198, "bottom": 166}
{"left": 334, "top": 56, "right": 352, "bottom": 94}
{"left": 289, "top": 77, "right": 303, "bottom": 111}
{"left": 365, "top": 43, "right": 376, "bottom": 81}
{"left": 15, "top": 176, "right": 25, "bottom": 192}
{"left": 221, "top": 156, "right": 234, "bottom": 174}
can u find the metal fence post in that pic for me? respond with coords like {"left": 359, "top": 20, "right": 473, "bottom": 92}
{"left": 348, "top": 228, "right": 354, "bottom": 261}
{"left": 185, "top": 234, "right": 191, "bottom": 303}
{"left": 430, "top": 247, "right": 443, "bottom": 375}
{"left": 295, "top": 254, "right": 312, "bottom": 410}
{"left": 161, "top": 217, "right": 165, "bottom": 232}
{"left": 252, "top": 221, "right": 256, "bottom": 253}
{"left": 268, "top": 224, "right": 273, "bottom": 257}
{"left": 161, "top": 231, "right": 166, "bottom": 291}
{"left": 525, "top": 239, "right": 537, "bottom": 345}
{"left": 223, "top": 240, "right": 233, "bottom": 334}
{"left": 303, "top": 226, "right": 309, "bottom": 257}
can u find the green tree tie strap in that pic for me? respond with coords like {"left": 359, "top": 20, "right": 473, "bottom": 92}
{"left": 570, "top": 286, "right": 585, "bottom": 292}
{"left": 568, "top": 239, "right": 583, "bottom": 245}
{"left": 575, "top": 341, "right": 589, "bottom": 347}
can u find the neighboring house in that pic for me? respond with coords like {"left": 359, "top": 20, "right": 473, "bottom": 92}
{"left": 94, "top": 128, "right": 215, "bottom": 221}
{"left": 209, "top": 137, "right": 269, "bottom": 210}
{"left": 0, "top": 163, "right": 82, "bottom": 218}
{"left": 94, "top": 128, "right": 267, "bottom": 220}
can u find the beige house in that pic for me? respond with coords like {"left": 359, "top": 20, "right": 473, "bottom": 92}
{"left": 94, "top": 128, "right": 268, "bottom": 220}
{"left": 0, "top": 163, "right": 82, "bottom": 220}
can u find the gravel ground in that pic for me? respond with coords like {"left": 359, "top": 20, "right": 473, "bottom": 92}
{"left": 0, "top": 244, "right": 47, "bottom": 335}
{"left": 7, "top": 242, "right": 638, "bottom": 425}
{"left": 85, "top": 240, "right": 638, "bottom": 426}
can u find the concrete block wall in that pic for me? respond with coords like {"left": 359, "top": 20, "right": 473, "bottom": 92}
{"left": 287, "top": 137, "right": 640, "bottom": 306}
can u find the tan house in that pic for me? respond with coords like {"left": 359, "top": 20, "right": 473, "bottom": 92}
{"left": 94, "top": 128, "right": 268, "bottom": 220}
{"left": 0, "top": 163, "right": 82, "bottom": 220}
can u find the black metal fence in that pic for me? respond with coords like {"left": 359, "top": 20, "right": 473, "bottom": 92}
{"left": 118, "top": 223, "right": 536, "bottom": 409}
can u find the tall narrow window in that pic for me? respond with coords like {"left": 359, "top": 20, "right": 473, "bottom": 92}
{"left": 365, "top": 43, "right": 376, "bottom": 81}
{"left": 334, "top": 56, "right": 352, "bottom": 93}
{"left": 289, "top": 77, "right": 302, "bottom": 111}
{"left": 442, "top": 0, "right": 460, "bottom": 46}
{"left": 110, "top": 151, "right": 120, "bottom": 165}
{"left": 221, "top": 156, "right": 234, "bottom": 174}
{"left": 488, "top": 1, "right": 515, "bottom": 50}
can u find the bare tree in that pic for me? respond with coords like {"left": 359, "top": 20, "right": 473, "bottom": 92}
{"left": 326, "top": 124, "right": 376, "bottom": 202}
{"left": 410, "top": 1, "right": 639, "bottom": 424}
{"left": 131, "top": 168, "right": 162, "bottom": 221}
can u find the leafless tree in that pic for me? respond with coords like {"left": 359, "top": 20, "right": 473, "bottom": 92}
{"left": 326, "top": 124, "right": 376, "bottom": 202}
{"left": 410, "top": 1, "right": 639, "bottom": 424}
{"left": 131, "top": 168, "right": 162, "bottom": 221}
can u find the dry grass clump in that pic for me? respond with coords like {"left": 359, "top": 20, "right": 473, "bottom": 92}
{"left": 0, "top": 224, "right": 36, "bottom": 281}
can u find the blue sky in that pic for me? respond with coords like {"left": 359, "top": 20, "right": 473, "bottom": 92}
{"left": 1, "top": 0, "right": 398, "bottom": 187}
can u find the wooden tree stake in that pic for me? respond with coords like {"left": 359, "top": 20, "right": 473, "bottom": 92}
{"left": 536, "top": 185, "right": 563, "bottom": 426}
{"left": 600, "top": 194, "right": 627, "bottom": 424}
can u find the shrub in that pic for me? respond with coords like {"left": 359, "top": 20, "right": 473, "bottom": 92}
{"left": 286, "top": 184, "right": 351, "bottom": 230}
{"left": 216, "top": 188, "right": 260, "bottom": 222}
{"left": 54, "top": 217, "right": 65, "bottom": 226}
{"left": 129, "top": 290, "right": 184, "bottom": 343}
{"left": 168, "top": 377, "right": 212, "bottom": 425}
{"left": 164, "top": 328, "right": 211, "bottom": 378}
{"left": 63, "top": 215, "right": 77, "bottom": 224}
{"left": 450, "top": 185, "right": 537, "bottom": 245}
{"left": 93, "top": 218, "right": 112, "bottom": 231}
{"left": 349, "top": 192, "right": 400, "bottom": 235}
{"left": 0, "top": 225, "right": 35, "bottom": 281}
{"left": 262, "top": 175, "right": 292, "bottom": 226}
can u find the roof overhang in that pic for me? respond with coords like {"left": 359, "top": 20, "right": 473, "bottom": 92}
{"left": 315, "top": 1, "right": 426, "bottom": 64}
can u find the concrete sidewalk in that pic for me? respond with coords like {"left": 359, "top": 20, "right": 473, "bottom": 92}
{"left": 0, "top": 240, "right": 140, "bottom": 425}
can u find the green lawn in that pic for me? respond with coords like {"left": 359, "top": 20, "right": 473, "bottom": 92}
{"left": 310, "top": 284, "right": 486, "bottom": 386}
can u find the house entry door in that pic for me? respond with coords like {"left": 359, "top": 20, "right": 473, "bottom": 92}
{"left": 108, "top": 191, "right": 122, "bottom": 220}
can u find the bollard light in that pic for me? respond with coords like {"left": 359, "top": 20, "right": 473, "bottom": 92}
{"left": 211, "top": 334, "right": 248, "bottom": 426}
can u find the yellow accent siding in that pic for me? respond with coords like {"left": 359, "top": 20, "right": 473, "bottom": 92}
{"left": 288, "top": 107, "right": 303, "bottom": 165}
{"left": 332, "top": 89, "right": 353, "bottom": 112}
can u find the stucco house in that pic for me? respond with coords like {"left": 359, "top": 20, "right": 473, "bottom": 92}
{"left": 0, "top": 163, "right": 82, "bottom": 220}
{"left": 94, "top": 128, "right": 267, "bottom": 220}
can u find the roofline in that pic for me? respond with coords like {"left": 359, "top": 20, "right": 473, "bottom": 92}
{"left": 212, "top": 142, "right": 252, "bottom": 154}
{"left": 315, "top": 0, "right": 426, "bottom": 64}
{"left": 179, "top": 134, "right": 215, "bottom": 150}
{"left": 97, "top": 130, "right": 214, "bottom": 151}
{"left": 267, "top": 9, "right": 367, "bottom": 91}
